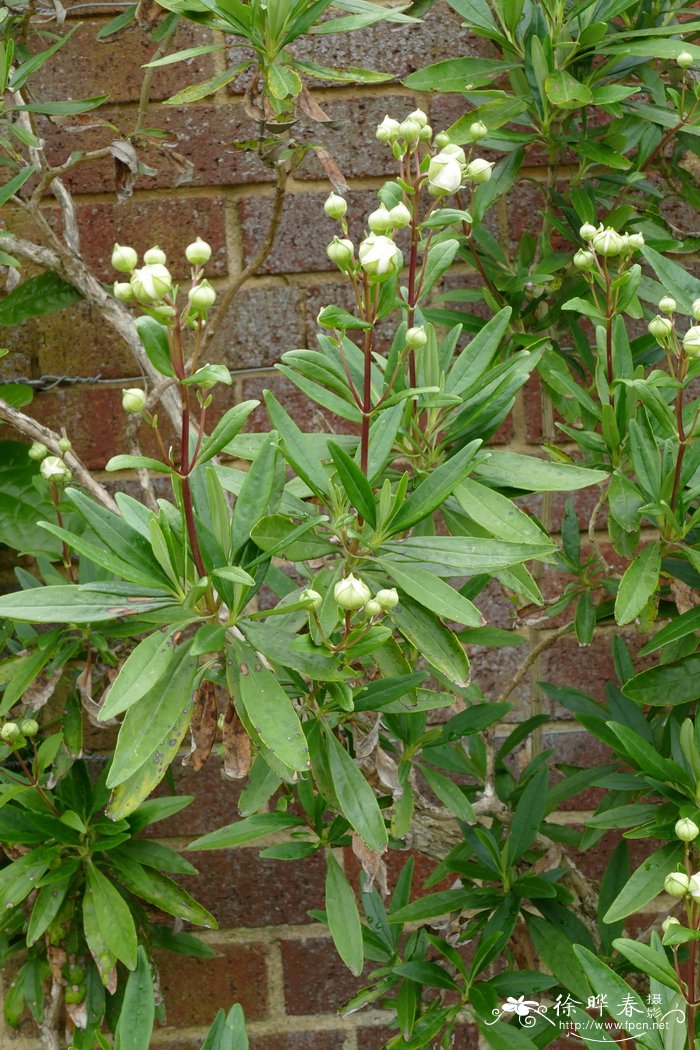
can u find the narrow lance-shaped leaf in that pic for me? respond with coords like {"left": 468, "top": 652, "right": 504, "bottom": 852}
{"left": 603, "top": 842, "right": 683, "bottom": 924}
{"left": 325, "top": 851, "right": 364, "bottom": 976}
{"left": 85, "top": 864, "right": 137, "bottom": 970}
{"left": 323, "top": 724, "right": 387, "bottom": 853}
{"left": 114, "top": 946, "right": 154, "bottom": 1050}
{"left": 614, "top": 541, "right": 661, "bottom": 625}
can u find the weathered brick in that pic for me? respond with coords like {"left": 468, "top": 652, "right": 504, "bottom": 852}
{"left": 156, "top": 943, "right": 268, "bottom": 1026}
{"left": 251, "top": 1032, "right": 349, "bottom": 1050}
{"left": 146, "top": 758, "right": 246, "bottom": 838}
{"left": 281, "top": 936, "right": 359, "bottom": 1015}
{"left": 33, "top": 300, "right": 136, "bottom": 379}
{"left": 182, "top": 848, "right": 326, "bottom": 927}
{"left": 27, "top": 384, "right": 126, "bottom": 468}
{"left": 239, "top": 371, "right": 358, "bottom": 436}
{"left": 209, "top": 283, "right": 306, "bottom": 371}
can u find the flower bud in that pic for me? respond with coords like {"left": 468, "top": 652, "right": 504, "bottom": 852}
{"left": 334, "top": 574, "right": 371, "bottom": 611}
{"left": 376, "top": 587, "right": 399, "bottom": 611}
{"left": 111, "top": 243, "right": 138, "bottom": 274}
{"left": 408, "top": 108, "right": 428, "bottom": 128}
{"left": 427, "top": 152, "right": 463, "bottom": 195}
{"left": 683, "top": 325, "right": 700, "bottom": 358}
{"left": 676, "top": 817, "right": 700, "bottom": 841}
{"left": 389, "top": 202, "right": 411, "bottom": 229}
{"left": 419, "top": 124, "right": 433, "bottom": 142}
{"left": 626, "top": 232, "right": 645, "bottom": 250}
{"left": 368, "top": 204, "right": 394, "bottom": 235}
{"left": 122, "top": 387, "right": 147, "bottom": 414}
{"left": 1, "top": 722, "right": 21, "bottom": 743}
{"left": 664, "top": 871, "right": 690, "bottom": 897}
{"left": 185, "top": 237, "right": 212, "bottom": 266}
{"left": 364, "top": 599, "right": 382, "bottom": 618}
{"left": 131, "top": 263, "right": 172, "bottom": 304}
{"left": 434, "top": 131, "right": 450, "bottom": 149}
{"left": 326, "top": 236, "right": 355, "bottom": 272}
{"left": 465, "top": 158, "right": 494, "bottom": 184}
{"left": 28, "top": 441, "right": 48, "bottom": 461}
{"left": 376, "top": 115, "right": 400, "bottom": 143}
{"left": 300, "top": 588, "right": 322, "bottom": 609}
{"left": 573, "top": 249, "right": 595, "bottom": 271}
{"left": 406, "top": 325, "right": 428, "bottom": 350}
{"left": 690, "top": 873, "right": 700, "bottom": 899}
{"left": 677, "top": 51, "right": 694, "bottom": 70}
{"left": 648, "top": 315, "right": 673, "bottom": 341}
{"left": 662, "top": 916, "right": 682, "bottom": 933}
{"left": 358, "top": 234, "right": 402, "bottom": 281}
{"left": 579, "top": 223, "right": 598, "bottom": 241}
{"left": 324, "top": 193, "right": 347, "bottom": 220}
{"left": 143, "top": 246, "right": 166, "bottom": 266}
{"left": 113, "top": 281, "right": 134, "bottom": 302}
{"left": 467, "top": 120, "right": 488, "bottom": 142}
{"left": 20, "top": 719, "right": 39, "bottom": 738}
{"left": 659, "top": 296, "right": 677, "bottom": 314}
{"left": 188, "top": 280, "right": 217, "bottom": 313}
{"left": 592, "top": 227, "right": 625, "bottom": 257}
{"left": 58, "top": 437, "right": 72, "bottom": 453}
{"left": 398, "top": 118, "right": 422, "bottom": 142}
{"left": 692, "top": 298, "right": 700, "bottom": 322}
{"left": 40, "top": 456, "right": 71, "bottom": 484}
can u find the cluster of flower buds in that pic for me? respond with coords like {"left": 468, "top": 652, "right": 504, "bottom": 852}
{"left": 333, "top": 575, "right": 399, "bottom": 618}
{"left": 1, "top": 718, "right": 39, "bottom": 749}
{"left": 573, "top": 222, "right": 645, "bottom": 270}
{"left": 647, "top": 293, "right": 700, "bottom": 355}
{"left": 111, "top": 239, "right": 216, "bottom": 317}
{"left": 662, "top": 818, "right": 700, "bottom": 898}
{"left": 28, "top": 438, "right": 72, "bottom": 485}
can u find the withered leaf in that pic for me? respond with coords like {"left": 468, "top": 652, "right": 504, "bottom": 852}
{"left": 222, "top": 700, "right": 252, "bottom": 780}
{"left": 352, "top": 832, "right": 388, "bottom": 896}
{"left": 110, "top": 139, "right": 139, "bottom": 202}
{"left": 190, "top": 681, "right": 218, "bottom": 773}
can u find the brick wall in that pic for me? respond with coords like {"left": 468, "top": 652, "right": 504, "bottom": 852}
{"left": 0, "top": 4, "right": 616, "bottom": 1047}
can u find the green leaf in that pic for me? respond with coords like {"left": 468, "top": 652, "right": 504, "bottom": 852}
{"left": 641, "top": 246, "right": 700, "bottom": 314}
{"left": 0, "top": 442, "right": 67, "bottom": 555}
{"left": 0, "top": 583, "right": 175, "bottom": 623}
{"left": 0, "top": 272, "right": 82, "bottom": 325}
{"left": 0, "top": 847, "right": 56, "bottom": 923}
{"left": 182, "top": 363, "right": 232, "bottom": 388}
{"left": 474, "top": 451, "right": 607, "bottom": 491}
{"left": 82, "top": 876, "right": 116, "bottom": 985}
{"left": 506, "top": 768, "right": 548, "bottom": 865}
{"left": 381, "top": 535, "right": 552, "bottom": 576}
{"left": 0, "top": 165, "right": 35, "bottom": 207}
{"left": 525, "top": 914, "right": 589, "bottom": 999}
{"left": 134, "top": 316, "right": 174, "bottom": 377}
{"left": 388, "top": 888, "right": 480, "bottom": 923}
{"left": 612, "top": 938, "right": 679, "bottom": 992}
{"left": 603, "top": 843, "right": 683, "bottom": 924}
{"left": 107, "top": 642, "right": 199, "bottom": 787}
{"left": 380, "top": 560, "right": 482, "bottom": 627}
{"left": 623, "top": 655, "right": 700, "bottom": 706}
{"left": 573, "top": 945, "right": 663, "bottom": 1045}
{"left": 544, "top": 69, "right": 593, "bottom": 108}
{"left": 605, "top": 722, "right": 691, "bottom": 790}
{"left": 114, "top": 946, "right": 154, "bottom": 1050}
{"left": 106, "top": 455, "right": 174, "bottom": 475}
{"left": 85, "top": 864, "right": 137, "bottom": 969}
{"left": 639, "top": 607, "right": 700, "bottom": 656}
{"left": 200, "top": 1003, "right": 249, "bottom": 1050}
{"left": 329, "top": 441, "right": 376, "bottom": 526}
{"left": 419, "top": 239, "right": 459, "bottom": 299}
{"left": 100, "top": 629, "right": 179, "bottom": 719}
{"left": 454, "top": 478, "right": 550, "bottom": 544}
{"left": 614, "top": 541, "right": 661, "bottom": 625}
{"left": 229, "top": 431, "right": 279, "bottom": 555}
{"left": 0, "top": 383, "right": 32, "bottom": 409}
{"left": 264, "top": 391, "right": 329, "bottom": 497}
{"left": 325, "top": 851, "right": 364, "bottom": 975}
{"left": 323, "top": 724, "right": 387, "bottom": 852}
{"left": 110, "top": 857, "right": 217, "bottom": 927}
{"left": 267, "top": 62, "right": 302, "bottom": 99}
{"left": 228, "top": 640, "right": 310, "bottom": 773}
{"left": 144, "top": 42, "right": 227, "bottom": 66}
{"left": 421, "top": 765, "right": 474, "bottom": 822}
{"left": 392, "top": 597, "right": 470, "bottom": 685}
{"left": 393, "top": 960, "right": 458, "bottom": 990}
{"left": 14, "top": 95, "right": 108, "bottom": 114}
{"left": 163, "top": 65, "right": 248, "bottom": 105}
{"left": 389, "top": 441, "right": 481, "bottom": 533}
{"left": 26, "top": 871, "right": 73, "bottom": 946}
{"left": 189, "top": 812, "right": 305, "bottom": 850}
{"left": 403, "top": 56, "right": 516, "bottom": 92}
{"left": 317, "top": 304, "right": 372, "bottom": 330}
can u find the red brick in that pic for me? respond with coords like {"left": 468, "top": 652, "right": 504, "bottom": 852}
{"left": 239, "top": 371, "right": 358, "bottom": 436}
{"left": 209, "top": 284, "right": 306, "bottom": 371}
{"left": 27, "top": 384, "right": 126, "bottom": 468}
{"left": 182, "top": 848, "right": 326, "bottom": 928}
{"left": 156, "top": 943, "right": 268, "bottom": 1026}
{"left": 281, "top": 936, "right": 360, "bottom": 1014}
{"left": 146, "top": 759, "right": 246, "bottom": 838}
{"left": 31, "top": 20, "right": 213, "bottom": 104}
{"left": 251, "top": 1033, "right": 348, "bottom": 1050}
{"left": 32, "top": 300, "right": 136, "bottom": 379}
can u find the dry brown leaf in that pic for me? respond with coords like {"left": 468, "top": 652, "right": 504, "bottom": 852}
{"left": 190, "top": 681, "right": 218, "bottom": 772}
{"left": 111, "top": 139, "right": 139, "bottom": 203}
{"left": 314, "top": 147, "right": 348, "bottom": 194}
{"left": 352, "top": 832, "right": 388, "bottom": 896}
{"left": 23, "top": 667, "right": 62, "bottom": 711}
{"left": 222, "top": 700, "right": 252, "bottom": 780}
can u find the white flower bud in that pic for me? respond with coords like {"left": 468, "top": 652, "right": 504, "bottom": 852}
{"left": 20, "top": 719, "right": 39, "bottom": 738}
{"left": 573, "top": 249, "right": 595, "bottom": 271}
{"left": 419, "top": 124, "right": 433, "bottom": 142}
{"left": 40, "top": 456, "right": 71, "bottom": 484}
{"left": 143, "top": 246, "right": 166, "bottom": 266}
{"left": 467, "top": 120, "right": 488, "bottom": 142}
{"left": 113, "top": 281, "right": 134, "bottom": 302}
{"left": 683, "top": 325, "right": 700, "bottom": 358}
{"left": 692, "top": 298, "right": 700, "bottom": 322}
{"left": 689, "top": 873, "right": 700, "bottom": 899}
{"left": 300, "top": 588, "right": 322, "bottom": 609}
{"left": 188, "top": 281, "right": 217, "bottom": 313}
{"left": 185, "top": 237, "right": 212, "bottom": 266}
{"left": 676, "top": 817, "right": 700, "bottom": 842}
{"left": 408, "top": 108, "right": 428, "bottom": 128}
{"left": 376, "top": 115, "right": 400, "bottom": 143}
{"left": 28, "top": 441, "right": 48, "bottom": 461}
{"left": 664, "top": 871, "right": 690, "bottom": 897}
{"left": 111, "top": 243, "right": 138, "bottom": 274}
{"left": 1, "top": 722, "right": 20, "bottom": 743}
{"left": 376, "top": 587, "right": 399, "bottom": 611}
{"left": 326, "top": 236, "right": 355, "bottom": 272}
{"left": 662, "top": 916, "right": 682, "bottom": 934}
{"left": 364, "top": 599, "right": 382, "bottom": 618}
{"left": 358, "top": 234, "right": 402, "bottom": 281}
{"left": 677, "top": 51, "right": 694, "bottom": 70}
{"left": 324, "top": 193, "right": 347, "bottom": 220}
{"left": 131, "top": 263, "right": 172, "bottom": 304}
{"left": 389, "top": 202, "right": 411, "bottom": 229}
{"left": 334, "top": 574, "right": 371, "bottom": 611}
{"left": 648, "top": 315, "right": 673, "bottom": 341}
{"left": 368, "top": 204, "right": 394, "bottom": 234}
{"left": 627, "top": 232, "right": 645, "bottom": 250}
{"left": 579, "top": 223, "right": 598, "bottom": 241}
{"left": 434, "top": 131, "right": 450, "bottom": 148}
{"left": 122, "top": 387, "right": 147, "bottom": 414}
{"left": 592, "top": 227, "right": 625, "bottom": 257}
{"left": 465, "top": 158, "right": 494, "bottom": 184}
{"left": 406, "top": 326, "right": 427, "bottom": 350}
{"left": 659, "top": 296, "right": 677, "bottom": 314}
{"left": 398, "top": 118, "right": 422, "bottom": 142}
{"left": 58, "top": 437, "right": 71, "bottom": 453}
{"left": 427, "top": 153, "right": 463, "bottom": 194}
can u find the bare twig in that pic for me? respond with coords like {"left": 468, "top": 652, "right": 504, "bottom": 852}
{"left": 495, "top": 621, "right": 572, "bottom": 705}
{"left": 0, "top": 398, "right": 117, "bottom": 511}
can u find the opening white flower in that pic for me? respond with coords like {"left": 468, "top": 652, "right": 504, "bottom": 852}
{"left": 358, "top": 235, "right": 402, "bottom": 280}
{"left": 502, "top": 996, "right": 540, "bottom": 1017}
{"left": 427, "top": 152, "right": 463, "bottom": 194}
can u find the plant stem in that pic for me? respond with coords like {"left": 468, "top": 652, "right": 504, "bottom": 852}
{"left": 671, "top": 349, "right": 688, "bottom": 512}
{"left": 360, "top": 275, "right": 374, "bottom": 475}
